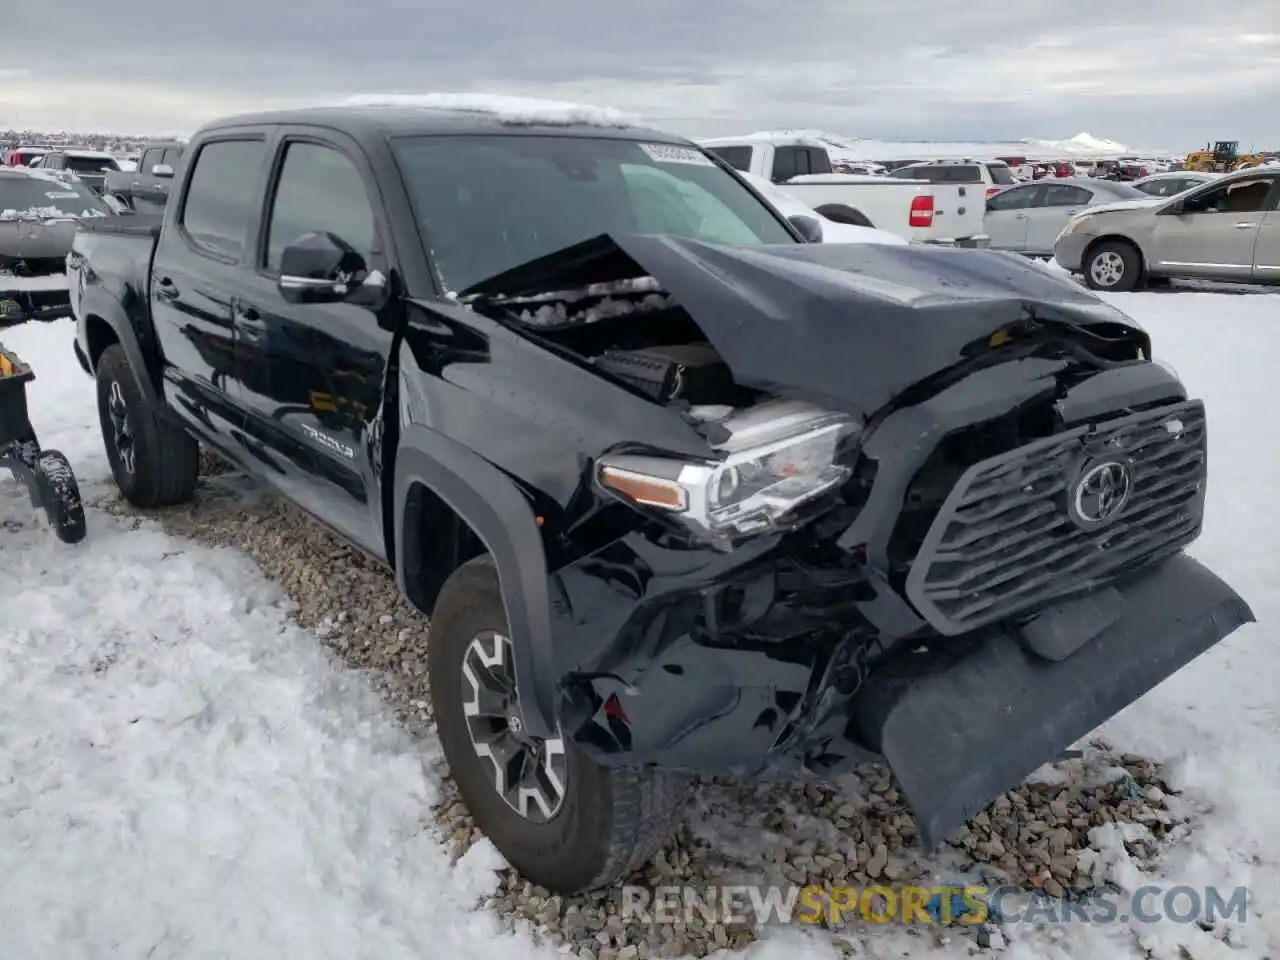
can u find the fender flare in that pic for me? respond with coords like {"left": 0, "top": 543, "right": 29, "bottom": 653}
{"left": 394, "top": 423, "right": 557, "bottom": 738}
{"left": 79, "top": 288, "right": 163, "bottom": 406}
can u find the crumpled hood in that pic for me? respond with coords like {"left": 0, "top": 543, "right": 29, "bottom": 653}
{"left": 466, "top": 234, "right": 1147, "bottom": 420}
{"left": 1078, "top": 197, "right": 1166, "bottom": 217}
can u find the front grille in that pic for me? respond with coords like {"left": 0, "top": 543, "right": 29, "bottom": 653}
{"left": 904, "top": 400, "right": 1206, "bottom": 635}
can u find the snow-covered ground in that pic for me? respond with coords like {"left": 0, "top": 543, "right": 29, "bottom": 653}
{"left": 1, "top": 291, "right": 1276, "bottom": 959}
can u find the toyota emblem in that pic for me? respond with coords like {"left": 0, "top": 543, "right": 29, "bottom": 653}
{"left": 1070, "top": 460, "right": 1133, "bottom": 528}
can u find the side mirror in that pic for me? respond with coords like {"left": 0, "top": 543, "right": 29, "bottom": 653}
{"left": 151, "top": 164, "right": 173, "bottom": 178}
{"left": 787, "top": 214, "right": 824, "bottom": 243}
{"left": 1160, "top": 200, "right": 1184, "bottom": 215}
{"left": 102, "top": 195, "right": 130, "bottom": 215}
{"left": 277, "top": 231, "right": 368, "bottom": 304}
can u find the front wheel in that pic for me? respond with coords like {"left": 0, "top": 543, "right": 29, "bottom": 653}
{"left": 428, "top": 555, "right": 689, "bottom": 893}
{"left": 95, "top": 344, "right": 199, "bottom": 507}
{"left": 1083, "top": 240, "right": 1142, "bottom": 292}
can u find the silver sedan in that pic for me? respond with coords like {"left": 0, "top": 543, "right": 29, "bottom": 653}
{"left": 982, "top": 177, "right": 1149, "bottom": 256}
{"left": 1054, "top": 166, "right": 1280, "bottom": 291}
{"left": 0, "top": 167, "right": 110, "bottom": 270}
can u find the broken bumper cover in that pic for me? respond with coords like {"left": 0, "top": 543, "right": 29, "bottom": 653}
{"left": 554, "top": 544, "right": 1251, "bottom": 850}
{"left": 849, "top": 551, "right": 1252, "bottom": 847}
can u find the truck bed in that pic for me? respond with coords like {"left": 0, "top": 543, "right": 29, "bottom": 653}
{"left": 67, "top": 214, "right": 160, "bottom": 329}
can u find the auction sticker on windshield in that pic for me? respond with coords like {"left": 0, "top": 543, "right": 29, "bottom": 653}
{"left": 639, "top": 143, "right": 714, "bottom": 166}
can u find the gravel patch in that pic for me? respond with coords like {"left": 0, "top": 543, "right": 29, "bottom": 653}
{"left": 97, "top": 451, "right": 1193, "bottom": 958}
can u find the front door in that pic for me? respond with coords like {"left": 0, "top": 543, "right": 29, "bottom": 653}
{"left": 230, "top": 132, "right": 394, "bottom": 558}
{"left": 982, "top": 184, "right": 1042, "bottom": 251}
{"left": 1250, "top": 182, "right": 1280, "bottom": 280}
{"left": 1150, "top": 175, "right": 1277, "bottom": 279}
{"left": 149, "top": 135, "right": 268, "bottom": 444}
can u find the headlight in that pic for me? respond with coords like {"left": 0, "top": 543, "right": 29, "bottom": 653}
{"left": 597, "top": 399, "right": 856, "bottom": 545}
{"left": 1063, "top": 214, "right": 1093, "bottom": 234}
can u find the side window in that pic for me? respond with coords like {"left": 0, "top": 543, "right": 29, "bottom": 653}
{"left": 771, "top": 146, "right": 801, "bottom": 182}
{"left": 707, "top": 146, "right": 752, "bottom": 172}
{"left": 139, "top": 149, "right": 160, "bottom": 173}
{"left": 180, "top": 139, "right": 266, "bottom": 259}
{"left": 803, "top": 148, "right": 833, "bottom": 175}
{"left": 161, "top": 147, "right": 182, "bottom": 169}
{"left": 1041, "top": 184, "right": 1092, "bottom": 207}
{"left": 986, "top": 185, "right": 1039, "bottom": 211}
{"left": 1184, "top": 177, "right": 1274, "bottom": 214}
{"left": 44, "top": 154, "right": 62, "bottom": 169}
{"left": 264, "top": 141, "right": 376, "bottom": 273}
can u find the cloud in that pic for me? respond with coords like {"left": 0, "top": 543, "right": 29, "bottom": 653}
{"left": 4, "top": 0, "right": 1279, "bottom": 149}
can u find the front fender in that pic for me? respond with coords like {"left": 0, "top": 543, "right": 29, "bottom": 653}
{"left": 76, "top": 274, "right": 162, "bottom": 405}
{"left": 394, "top": 423, "right": 557, "bottom": 738}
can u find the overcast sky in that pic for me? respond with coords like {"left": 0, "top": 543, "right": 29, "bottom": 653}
{"left": 4, "top": 0, "right": 1278, "bottom": 150}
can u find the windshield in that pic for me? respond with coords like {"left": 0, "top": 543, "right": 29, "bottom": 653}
{"left": 1101, "top": 181, "right": 1149, "bottom": 199}
{"left": 391, "top": 134, "right": 795, "bottom": 292}
{"left": 65, "top": 155, "right": 119, "bottom": 173}
{"left": 0, "top": 177, "right": 109, "bottom": 217}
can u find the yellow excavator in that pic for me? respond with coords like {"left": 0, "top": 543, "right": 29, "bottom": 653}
{"left": 1185, "top": 141, "right": 1267, "bottom": 173}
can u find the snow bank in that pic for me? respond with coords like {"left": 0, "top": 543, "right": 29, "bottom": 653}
{"left": 340, "top": 93, "right": 638, "bottom": 128}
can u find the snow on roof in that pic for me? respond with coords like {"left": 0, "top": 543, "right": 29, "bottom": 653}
{"left": 340, "top": 93, "right": 639, "bottom": 128}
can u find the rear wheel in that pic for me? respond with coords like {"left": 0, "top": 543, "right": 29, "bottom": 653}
{"left": 95, "top": 344, "right": 199, "bottom": 507}
{"left": 1083, "top": 240, "right": 1142, "bottom": 292}
{"left": 428, "top": 555, "right": 689, "bottom": 893}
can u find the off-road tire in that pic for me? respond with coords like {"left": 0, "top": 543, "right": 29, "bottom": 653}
{"left": 429, "top": 555, "right": 689, "bottom": 893}
{"left": 95, "top": 344, "right": 199, "bottom": 508}
{"left": 1083, "top": 240, "right": 1142, "bottom": 292}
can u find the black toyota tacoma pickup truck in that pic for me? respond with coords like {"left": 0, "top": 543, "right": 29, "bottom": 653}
{"left": 66, "top": 102, "right": 1253, "bottom": 895}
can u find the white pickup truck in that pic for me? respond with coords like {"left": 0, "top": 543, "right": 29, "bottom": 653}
{"left": 699, "top": 135, "right": 988, "bottom": 245}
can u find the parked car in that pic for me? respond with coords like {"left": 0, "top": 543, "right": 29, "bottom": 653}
{"left": 68, "top": 100, "right": 1250, "bottom": 896}
{"left": 0, "top": 167, "right": 111, "bottom": 274}
{"left": 699, "top": 136, "right": 987, "bottom": 244}
{"left": 2, "top": 145, "right": 50, "bottom": 167}
{"left": 983, "top": 177, "right": 1149, "bottom": 256}
{"left": 886, "top": 157, "right": 1018, "bottom": 199}
{"left": 103, "top": 141, "right": 184, "bottom": 212}
{"left": 1130, "top": 170, "right": 1221, "bottom": 198}
{"left": 1055, "top": 166, "right": 1280, "bottom": 290}
{"left": 736, "top": 172, "right": 907, "bottom": 245}
{"left": 36, "top": 149, "right": 122, "bottom": 195}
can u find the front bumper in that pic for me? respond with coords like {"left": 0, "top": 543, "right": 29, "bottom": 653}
{"left": 547, "top": 360, "right": 1251, "bottom": 847}
{"left": 1053, "top": 229, "right": 1090, "bottom": 272}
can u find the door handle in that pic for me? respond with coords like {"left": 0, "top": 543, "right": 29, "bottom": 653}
{"left": 154, "top": 277, "right": 178, "bottom": 301}
{"left": 1235, "top": 222, "right": 1255, "bottom": 229}
{"left": 1015, "top": 214, "right": 1028, "bottom": 219}
{"left": 236, "top": 306, "right": 266, "bottom": 339}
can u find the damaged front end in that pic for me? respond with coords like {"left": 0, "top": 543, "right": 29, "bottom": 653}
{"left": 464, "top": 234, "right": 1255, "bottom": 850}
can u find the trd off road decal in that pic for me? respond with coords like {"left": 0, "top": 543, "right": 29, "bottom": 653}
{"left": 301, "top": 423, "right": 355, "bottom": 459}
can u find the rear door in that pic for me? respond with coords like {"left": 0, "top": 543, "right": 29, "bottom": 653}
{"left": 1025, "top": 182, "right": 1094, "bottom": 253}
{"left": 150, "top": 133, "right": 269, "bottom": 443}
{"left": 1150, "top": 174, "right": 1276, "bottom": 278}
{"left": 982, "top": 183, "right": 1042, "bottom": 250}
{"left": 230, "top": 128, "right": 395, "bottom": 558}
{"left": 1249, "top": 179, "right": 1280, "bottom": 280}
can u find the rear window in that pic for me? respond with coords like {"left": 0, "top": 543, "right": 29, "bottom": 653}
{"left": 986, "top": 163, "right": 1016, "bottom": 185}
{"left": 0, "top": 176, "right": 107, "bottom": 215}
{"left": 65, "top": 155, "right": 119, "bottom": 173}
{"left": 706, "top": 146, "right": 753, "bottom": 172}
